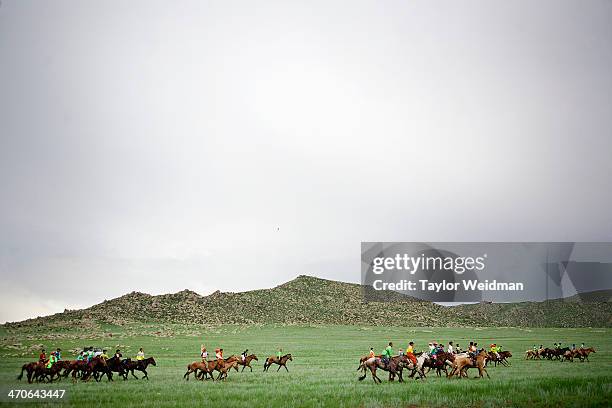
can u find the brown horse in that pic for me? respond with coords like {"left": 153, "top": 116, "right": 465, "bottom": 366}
{"left": 578, "top": 347, "right": 596, "bottom": 362}
{"left": 17, "top": 362, "right": 40, "bottom": 384}
{"left": 263, "top": 354, "right": 292, "bottom": 372}
{"left": 488, "top": 351, "right": 512, "bottom": 367}
{"left": 423, "top": 352, "right": 454, "bottom": 376}
{"left": 215, "top": 358, "right": 239, "bottom": 380}
{"left": 358, "top": 355, "right": 414, "bottom": 383}
{"left": 449, "top": 350, "right": 489, "bottom": 379}
{"left": 34, "top": 361, "right": 69, "bottom": 383}
{"left": 237, "top": 354, "right": 258, "bottom": 372}
{"left": 184, "top": 361, "right": 210, "bottom": 380}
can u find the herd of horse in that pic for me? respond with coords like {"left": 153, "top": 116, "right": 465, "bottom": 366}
{"left": 184, "top": 353, "right": 293, "bottom": 381}
{"left": 17, "top": 345, "right": 597, "bottom": 385}
{"left": 525, "top": 347, "right": 596, "bottom": 362}
{"left": 17, "top": 356, "right": 157, "bottom": 384}
{"left": 357, "top": 350, "right": 512, "bottom": 383}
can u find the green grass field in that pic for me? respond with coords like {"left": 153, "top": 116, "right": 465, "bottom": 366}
{"left": 0, "top": 325, "right": 610, "bottom": 407}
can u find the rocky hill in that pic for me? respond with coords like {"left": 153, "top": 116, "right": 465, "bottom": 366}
{"left": 3, "top": 276, "right": 611, "bottom": 330}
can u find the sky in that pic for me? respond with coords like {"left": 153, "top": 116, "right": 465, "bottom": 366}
{"left": 1, "top": 0, "right": 611, "bottom": 323}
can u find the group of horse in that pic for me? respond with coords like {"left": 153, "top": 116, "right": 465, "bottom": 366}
{"left": 17, "top": 356, "right": 157, "bottom": 384}
{"left": 357, "top": 349, "right": 512, "bottom": 383}
{"left": 525, "top": 347, "right": 596, "bottom": 362}
{"left": 184, "top": 353, "right": 293, "bottom": 381}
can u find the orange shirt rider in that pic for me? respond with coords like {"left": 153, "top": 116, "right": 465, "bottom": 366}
{"left": 215, "top": 348, "right": 223, "bottom": 360}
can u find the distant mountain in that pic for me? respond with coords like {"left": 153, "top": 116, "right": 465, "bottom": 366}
{"left": 3, "top": 276, "right": 611, "bottom": 330}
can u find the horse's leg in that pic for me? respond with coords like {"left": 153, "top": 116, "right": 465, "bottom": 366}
{"left": 183, "top": 368, "right": 191, "bottom": 380}
{"left": 277, "top": 364, "right": 281, "bottom": 371}
{"left": 284, "top": 364, "right": 289, "bottom": 372}
{"left": 131, "top": 369, "right": 139, "bottom": 379}
{"left": 142, "top": 369, "right": 148, "bottom": 380}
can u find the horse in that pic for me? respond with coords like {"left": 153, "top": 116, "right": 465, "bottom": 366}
{"left": 488, "top": 351, "right": 511, "bottom": 367}
{"left": 215, "top": 358, "right": 239, "bottom": 380}
{"left": 237, "top": 354, "right": 258, "bottom": 372}
{"left": 63, "top": 360, "right": 89, "bottom": 381}
{"left": 184, "top": 361, "right": 211, "bottom": 380}
{"left": 578, "top": 347, "right": 596, "bottom": 362}
{"left": 449, "top": 350, "right": 489, "bottom": 379}
{"left": 358, "top": 355, "right": 415, "bottom": 383}
{"left": 17, "top": 362, "right": 40, "bottom": 384}
{"left": 123, "top": 357, "right": 156, "bottom": 380}
{"left": 422, "top": 352, "right": 453, "bottom": 376}
{"left": 34, "top": 361, "right": 69, "bottom": 383}
{"left": 103, "top": 356, "right": 128, "bottom": 380}
{"left": 86, "top": 357, "right": 113, "bottom": 382}
{"left": 263, "top": 354, "right": 292, "bottom": 372}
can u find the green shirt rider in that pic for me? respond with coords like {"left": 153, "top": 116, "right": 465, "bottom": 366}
{"left": 382, "top": 342, "right": 393, "bottom": 366}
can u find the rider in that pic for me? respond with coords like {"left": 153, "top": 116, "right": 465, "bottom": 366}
{"left": 46, "top": 351, "right": 57, "bottom": 369}
{"left": 398, "top": 348, "right": 404, "bottom": 356}
{"left": 382, "top": 342, "right": 393, "bottom": 367}
{"left": 201, "top": 345, "right": 208, "bottom": 362}
{"left": 76, "top": 351, "right": 85, "bottom": 361}
{"left": 490, "top": 344, "right": 500, "bottom": 360}
{"left": 136, "top": 348, "right": 145, "bottom": 361}
{"left": 571, "top": 344, "right": 576, "bottom": 350}
{"left": 580, "top": 343, "right": 585, "bottom": 349}
{"left": 39, "top": 349, "right": 47, "bottom": 363}
{"left": 447, "top": 341, "right": 454, "bottom": 354}
{"left": 87, "top": 347, "right": 94, "bottom": 362}
{"left": 115, "top": 349, "right": 123, "bottom": 360}
{"left": 100, "top": 349, "right": 109, "bottom": 360}
{"left": 430, "top": 342, "right": 439, "bottom": 357}
{"left": 241, "top": 349, "right": 248, "bottom": 362}
{"left": 405, "top": 341, "right": 417, "bottom": 365}
{"left": 215, "top": 348, "right": 222, "bottom": 360}
{"left": 469, "top": 342, "right": 478, "bottom": 364}
{"left": 55, "top": 348, "right": 62, "bottom": 361}
{"left": 368, "top": 347, "right": 375, "bottom": 359}
{"left": 276, "top": 348, "right": 283, "bottom": 361}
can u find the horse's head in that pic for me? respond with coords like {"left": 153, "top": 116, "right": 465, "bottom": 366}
{"left": 148, "top": 357, "right": 157, "bottom": 366}
{"left": 505, "top": 351, "right": 512, "bottom": 358}
{"left": 287, "top": 354, "right": 293, "bottom": 361}
{"left": 251, "top": 354, "right": 258, "bottom": 361}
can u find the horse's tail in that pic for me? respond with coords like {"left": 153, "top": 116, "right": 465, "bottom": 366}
{"left": 17, "top": 364, "right": 27, "bottom": 380}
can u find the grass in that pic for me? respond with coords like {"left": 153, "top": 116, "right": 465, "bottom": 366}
{"left": 0, "top": 325, "right": 610, "bottom": 407}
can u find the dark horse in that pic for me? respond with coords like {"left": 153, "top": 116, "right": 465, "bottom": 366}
{"left": 358, "top": 355, "right": 414, "bottom": 383}
{"left": 105, "top": 356, "right": 128, "bottom": 380}
{"left": 237, "top": 354, "right": 258, "bottom": 372}
{"left": 263, "top": 354, "right": 292, "bottom": 372}
{"left": 17, "top": 362, "right": 40, "bottom": 384}
{"left": 123, "top": 357, "right": 156, "bottom": 379}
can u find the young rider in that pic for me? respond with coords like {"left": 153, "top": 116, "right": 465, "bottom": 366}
{"left": 39, "top": 349, "right": 47, "bottom": 363}
{"left": 55, "top": 348, "right": 62, "bottom": 361}
{"left": 382, "top": 342, "right": 393, "bottom": 367}
{"left": 406, "top": 342, "right": 417, "bottom": 365}
{"left": 447, "top": 341, "right": 454, "bottom": 354}
{"left": 136, "top": 348, "right": 145, "bottom": 361}
{"left": 368, "top": 347, "right": 375, "bottom": 360}
{"left": 100, "top": 349, "right": 109, "bottom": 360}
{"left": 241, "top": 349, "right": 248, "bottom": 362}
{"left": 201, "top": 346, "right": 208, "bottom": 362}
{"left": 277, "top": 348, "right": 283, "bottom": 361}
{"left": 46, "top": 351, "right": 57, "bottom": 369}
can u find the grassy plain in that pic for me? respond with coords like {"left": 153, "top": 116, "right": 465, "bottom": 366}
{"left": 0, "top": 325, "right": 610, "bottom": 407}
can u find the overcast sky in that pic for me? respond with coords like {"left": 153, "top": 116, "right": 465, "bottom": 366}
{"left": 1, "top": 0, "right": 611, "bottom": 323}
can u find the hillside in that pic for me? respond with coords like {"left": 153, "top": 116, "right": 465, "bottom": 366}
{"left": 3, "top": 275, "right": 611, "bottom": 331}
